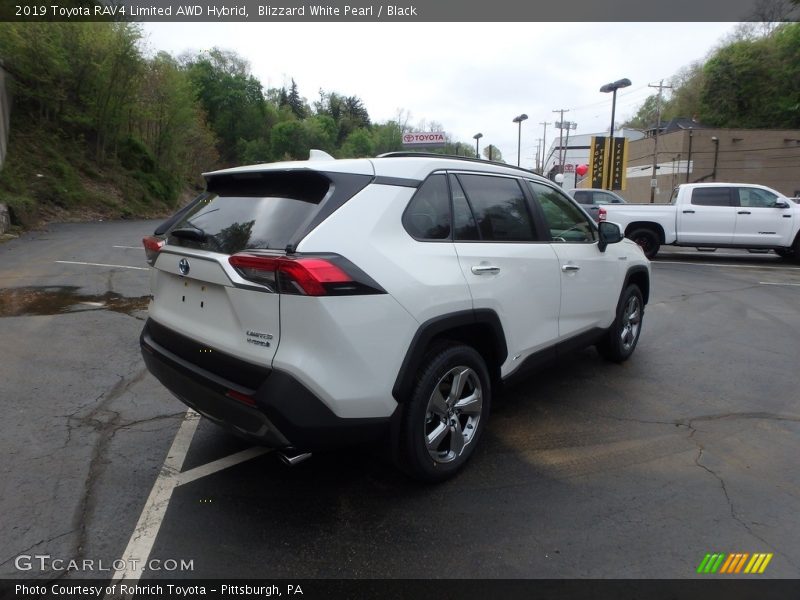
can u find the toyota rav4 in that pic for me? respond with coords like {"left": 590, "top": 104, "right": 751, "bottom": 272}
{"left": 140, "top": 152, "right": 650, "bottom": 482}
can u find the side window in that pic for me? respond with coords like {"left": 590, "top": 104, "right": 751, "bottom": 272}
{"left": 595, "top": 191, "right": 621, "bottom": 205}
{"left": 402, "top": 174, "right": 451, "bottom": 240}
{"left": 457, "top": 174, "right": 535, "bottom": 242}
{"left": 691, "top": 188, "right": 733, "bottom": 207}
{"left": 739, "top": 188, "right": 778, "bottom": 208}
{"left": 450, "top": 175, "right": 479, "bottom": 241}
{"left": 528, "top": 181, "right": 597, "bottom": 243}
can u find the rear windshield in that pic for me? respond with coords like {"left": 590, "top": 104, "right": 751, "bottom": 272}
{"left": 168, "top": 171, "right": 331, "bottom": 254}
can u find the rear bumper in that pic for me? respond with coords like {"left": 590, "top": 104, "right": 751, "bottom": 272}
{"left": 140, "top": 319, "right": 392, "bottom": 450}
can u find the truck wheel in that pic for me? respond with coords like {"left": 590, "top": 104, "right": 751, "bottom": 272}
{"left": 395, "top": 343, "right": 491, "bottom": 483}
{"left": 774, "top": 248, "right": 793, "bottom": 259}
{"left": 628, "top": 229, "right": 660, "bottom": 259}
{"left": 597, "top": 285, "right": 644, "bottom": 363}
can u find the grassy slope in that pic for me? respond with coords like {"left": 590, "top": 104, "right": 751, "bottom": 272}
{"left": 0, "top": 121, "right": 190, "bottom": 231}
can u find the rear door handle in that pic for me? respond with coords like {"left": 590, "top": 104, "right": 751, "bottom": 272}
{"left": 561, "top": 264, "right": 581, "bottom": 272}
{"left": 738, "top": 210, "right": 751, "bottom": 215}
{"left": 471, "top": 265, "right": 500, "bottom": 275}
{"left": 682, "top": 210, "right": 695, "bottom": 214}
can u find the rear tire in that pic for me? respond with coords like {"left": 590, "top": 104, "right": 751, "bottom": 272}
{"left": 597, "top": 285, "right": 644, "bottom": 363}
{"left": 395, "top": 343, "right": 491, "bottom": 483}
{"left": 628, "top": 228, "right": 660, "bottom": 259}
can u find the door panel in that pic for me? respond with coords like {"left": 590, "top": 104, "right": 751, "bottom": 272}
{"left": 550, "top": 243, "right": 622, "bottom": 336}
{"left": 454, "top": 242, "right": 561, "bottom": 369}
{"left": 732, "top": 187, "right": 794, "bottom": 246}
{"left": 676, "top": 187, "right": 735, "bottom": 245}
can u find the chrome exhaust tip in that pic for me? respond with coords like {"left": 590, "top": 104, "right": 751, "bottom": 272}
{"left": 278, "top": 450, "right": 312, "bottom": 466}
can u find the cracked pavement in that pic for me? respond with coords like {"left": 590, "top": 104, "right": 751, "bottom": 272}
{"left": 0, "top": 221, "right": 187, "bottom": 580}
{"left": 1, "top": 225, "right": 799, "bottom": 579}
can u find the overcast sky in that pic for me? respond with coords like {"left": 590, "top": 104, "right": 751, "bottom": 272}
{"left": 142, "top": 22, "right": 738, "bottom": 167}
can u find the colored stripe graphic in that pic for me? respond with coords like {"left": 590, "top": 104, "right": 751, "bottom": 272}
{"left": 758, "top": 554, "right": 773, "bottom": 573}
{"left": 711, "top": 554, "right": 726, "bottom": 573}
{"left": 699, "top": 552, "right": 773, "bottom": 574}
{"left": 744, "top": 553, "right": 774, "bottom": 574}
{"left": 734, "top": 553, "right": 749, "bottom": 573}
{"left": 697, "top": 554, "right": 712, "bottom": 574}
{"left": 720, "top": 554, "right": 736, "bottom": 573}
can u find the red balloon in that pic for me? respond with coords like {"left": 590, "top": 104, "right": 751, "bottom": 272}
{"left": 576, "top": 164, "right": 588, "bottom": 176}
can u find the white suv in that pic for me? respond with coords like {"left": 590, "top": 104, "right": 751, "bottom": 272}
{"left": 140, "top": 152, "right": 650, "bottom": 482}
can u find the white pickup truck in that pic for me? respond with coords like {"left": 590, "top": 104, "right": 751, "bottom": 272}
{"left": 599, "top": 183, "right": 800, "bottom": 260}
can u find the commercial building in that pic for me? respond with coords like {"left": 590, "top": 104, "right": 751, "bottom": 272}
{"left": 622, "top": 124, "right": 800, "bottom": 202}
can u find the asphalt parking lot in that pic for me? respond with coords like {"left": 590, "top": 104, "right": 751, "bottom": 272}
{"left": 1, "top": 221, "right": 799, "bottom": 582}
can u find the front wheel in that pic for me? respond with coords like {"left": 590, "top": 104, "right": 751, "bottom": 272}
{"left": 597, "top": 285, "right": 644, "bottom": 363}
{"left": 395, "top": 343, "right": 491, "bottom": 483}
{"left": 628, "top": 228, "right": 660, "bottom": 259}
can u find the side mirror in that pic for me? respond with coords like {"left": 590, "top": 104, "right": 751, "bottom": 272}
{"left": 774, "top": 201, "right": 789, "bottom": 209}
{"left": 598, "top": 221, "right": 623, "bottom": 252}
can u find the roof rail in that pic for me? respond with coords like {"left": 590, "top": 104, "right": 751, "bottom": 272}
{"left": 375, "top": 151, "right": 539, "bottom": 176}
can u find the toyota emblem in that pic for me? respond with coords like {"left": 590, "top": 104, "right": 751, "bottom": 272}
{"left": 178, "top": 258, "right": 190, "bottom": 275}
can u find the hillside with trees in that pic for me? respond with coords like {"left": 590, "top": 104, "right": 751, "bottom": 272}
{"left": 0, "top": 22, "right": 474, "bottom": 229}
{"left": 623, "top": 22, "right": 800, "bottom": 130}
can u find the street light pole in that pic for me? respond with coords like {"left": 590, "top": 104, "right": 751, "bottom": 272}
{"left": 599, "top": 78, "right": 631, "bottom": 190}
{"left": 473, "top": 132, "right": 483, "bottom": 159}
{"left": 512, "top": 114, "right": 528, "bottom": 167}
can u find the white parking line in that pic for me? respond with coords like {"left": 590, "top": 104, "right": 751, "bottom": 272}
{"left": 654, "top": 261, "right": 800, "bottom": 271}
{"left": 111, "top": 410, "right": 272, "bottom": 583}
{"left": 113, "top": 245, "right": 143, "bottom": 250}
{"left": 55, "top": 260, "right": 149, "bottom": 271}
{"left": 759, "top": 282, "right": 800, "bottom": 287}
{"left": 176, "top": 446, "right": 271, "bottom": 486}
{"left": 111, "top": 410, "right": 200, "bottom": 582}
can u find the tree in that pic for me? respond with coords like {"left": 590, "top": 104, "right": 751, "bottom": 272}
{"left": 340, "top": 128, "right": 375, "bottom": 158}
{"left": 284, "top": 79, "right": 307, "bottom": 119}
{"left": 483, "top": 145, "right": 503, "bottom": 162}
{"left": 270, "top": 120, "right": 307, "bottom": 160}
{"left": 302, "top": 115, "right": 337, "bottom": 153}
{"left": 185, "top": 48, "right": 271, "bottom": 163}
{"left": 622, "top": 95, "right": 661, "bottom": 130}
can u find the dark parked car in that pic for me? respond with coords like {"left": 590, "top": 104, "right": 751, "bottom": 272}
{"left": 568, "top": 188, "right": 627, "bottom": 221}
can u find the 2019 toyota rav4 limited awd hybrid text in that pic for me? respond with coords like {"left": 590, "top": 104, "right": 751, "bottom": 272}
{"left": 140, "top": 152, "right": 650, "bottom": 482}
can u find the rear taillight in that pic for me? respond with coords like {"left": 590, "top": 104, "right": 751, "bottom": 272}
{"left": 228, "top": 254, "right": 384, "bottom": 296}
{"left": 598, "top": 207, "right": 607, "bottom": 222}
{"left": 143, "top": 236, "right": 165, "bottom": 265}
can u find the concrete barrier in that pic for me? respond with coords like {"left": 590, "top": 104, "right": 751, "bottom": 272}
{"left": 0, "top": 62, "right": 8, "bottom": 172}
{"left": 0, "top": 203, "right": 9, "bottom": 234}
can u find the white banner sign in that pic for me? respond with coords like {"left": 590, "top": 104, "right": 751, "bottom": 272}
{"left": 402, "top": 132, "right": 447, "bottom": 147}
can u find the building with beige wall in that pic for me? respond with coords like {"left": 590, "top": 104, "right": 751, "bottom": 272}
{"left": 619, "top": 127, "right": 800, "bottom": 202}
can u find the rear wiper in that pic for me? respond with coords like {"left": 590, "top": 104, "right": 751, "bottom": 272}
{"left": 170, "top": 226, "right": 207, "bottom": 241}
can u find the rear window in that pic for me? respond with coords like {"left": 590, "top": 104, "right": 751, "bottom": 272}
{"left": 691, "top": 187, "right": 733, "bottom": 207}
{"left": 168, "top": 171, "right": 331, "bottom": 254}
{"left": 572, "top": 191, "right": 591, "bottom": 205}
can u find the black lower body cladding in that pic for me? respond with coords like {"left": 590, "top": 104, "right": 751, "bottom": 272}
{"left": 140, "top": 319, "right": 391, "bottom": 450}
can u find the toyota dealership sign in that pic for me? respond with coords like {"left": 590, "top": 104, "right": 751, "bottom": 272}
{"left": 402, "top": 132, "right": 447, "bottom": 148}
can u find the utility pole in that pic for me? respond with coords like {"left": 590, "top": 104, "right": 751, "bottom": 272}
{"left": 552, "top": 109, "right": 569, "bottom": 172}
{"left": 648, "top": 80, "right": 672, "bottom": 203}
{"left": 539, "top": 121, "right": 549, "bottom": 173}
{"left": 562, "top": 121, "right": 576, "bottom": 179}
{"left": 535, "top": 139, "right": 542, "bottom": 173}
